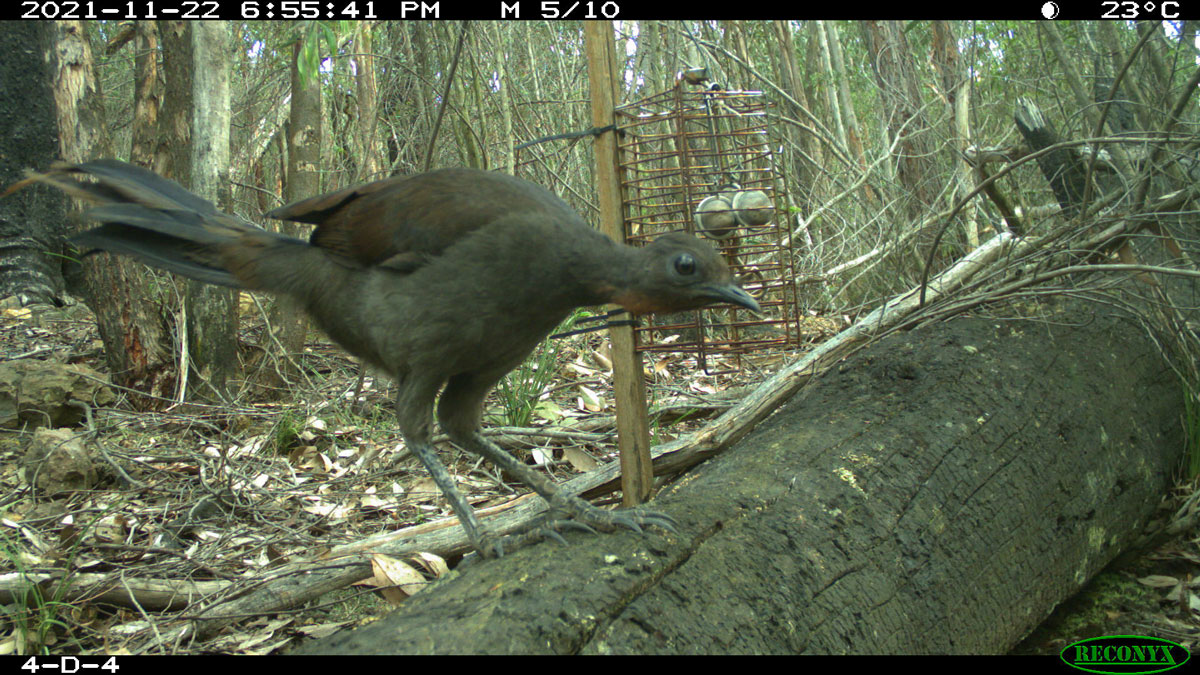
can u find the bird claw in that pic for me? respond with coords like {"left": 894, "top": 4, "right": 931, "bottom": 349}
{"left": 545, "top": 494, "right": 677, "bottom": 538}
{"left": 477, "top": 524, "right": 571, "bottom": 557}
{"left": 554, "top": 520, "right": 599, "bottom": 536}
{"left": 473, "top": 531, "right": 506, "bottom": 559}
{"left": 462, "top": 503, "right": 676, "bottom": 561}
{"left": 613, "top": 517, "right": 643, "bottom": 534}
{"left": 610, "top": 509, "right": 678, "bottom": 534}
{"left": 465, "top": 520, "right": 585, "bottom": 560}
{"left": 505, "top": 517, "right": 602, "bottom": 549}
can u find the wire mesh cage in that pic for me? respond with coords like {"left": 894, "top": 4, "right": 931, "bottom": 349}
{"left": 614, "top": 83, "right": 802, "bottom": 372}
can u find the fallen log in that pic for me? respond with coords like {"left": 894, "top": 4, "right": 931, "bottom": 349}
{"left": 293, "top": 301, "right": 1183, "bottom": 654}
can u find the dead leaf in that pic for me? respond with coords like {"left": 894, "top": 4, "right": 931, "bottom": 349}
{"left": 563, "top": 447, "right": 599, "bottom": 472}
{"left": 366, "top": 553, "right": 428, "bottom": 604}
{"left": 295, "top": 621, "right": 354, "bottom": 639}
{"left": 590, "top": 348, "right": 612, "bottom": 371}
{"left": 409, "top": 476, "right": 440, "bottom": 502}
{"left": 577, "top": 385, "right": 603, "bottom": 412}
{"left": 410, "top": 551, "right": 449, "bottom": 577}
{"left": 1139, "top": 574, "right": 1180, "bottom": 588}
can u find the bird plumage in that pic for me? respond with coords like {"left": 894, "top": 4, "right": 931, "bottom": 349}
{"left": 12, "top": 159, "right": 760, "bottom": 557}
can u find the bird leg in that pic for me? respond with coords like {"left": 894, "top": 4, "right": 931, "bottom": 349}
{"left": 394, "top": 376, "right": 510, "bottom": 558}
{"left": 403, "top": 437, "right": 505, "bottom": 558}
{"left": 432, "top": 372, "right": 677, "bottom": 554}
{"left": 409, "top": 430, "right": 675, "bottom": 558}
{"left": 454, "top": 430, "right": 678, "bottom": 538}
{"left": 407, "top": 430, "right": 668, "bottom": 558}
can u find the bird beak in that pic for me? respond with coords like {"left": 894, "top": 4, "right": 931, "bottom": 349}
{"left": 701, "top": 283, "right": 762, "bottom": 314}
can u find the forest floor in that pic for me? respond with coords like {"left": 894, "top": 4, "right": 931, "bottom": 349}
{"left": 1, "top": 294, "right": 1198, "bottom": 655}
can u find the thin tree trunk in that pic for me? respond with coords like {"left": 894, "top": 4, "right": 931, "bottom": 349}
{"left": 261, "top": 36, "right": 321, "bottom": 391}
{"left": 353, "top": 22, "right": 381, "bottom": 182}
{"left": 186, "top": 20, "right": 237, "bottom": 401}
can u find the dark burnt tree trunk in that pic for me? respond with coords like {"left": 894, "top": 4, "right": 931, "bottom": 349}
{"left": 0, "top": 21, "right": 65, "bottom": 306}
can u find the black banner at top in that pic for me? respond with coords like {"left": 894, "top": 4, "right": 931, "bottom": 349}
{"left": 4, "top": 0, "right": 1195, "bottom": 20}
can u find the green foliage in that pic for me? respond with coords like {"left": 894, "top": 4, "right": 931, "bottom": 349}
{"left": 0, "top": 533, "right": 76, "bottom": 654}
{"left": 295, "top": 21, "right": 354, "bottom": 88}
{"left": 267, "top": 410, "right": 306, "bottom": 454}
{"left": 1183, "top": 383, "right": 1200, "bottom": 478}
{"left": 492, "top": 310, "right": 591, "bottom": 428}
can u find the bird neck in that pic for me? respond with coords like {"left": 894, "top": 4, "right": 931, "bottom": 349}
{"left": 478, "top": 214, "right": 647, "bottom": 315}
{"left": 564, "top": 234, "right": 650, "bottom": 310}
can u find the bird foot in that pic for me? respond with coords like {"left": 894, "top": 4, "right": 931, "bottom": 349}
{"left": 462, "top": 499, "right": 676, "bottom": 561}
{"left": 543, "top": 493, "right": 678, "bottom": 536}
{"left": 460, "top": 521, "right": 587, "bottom": 561}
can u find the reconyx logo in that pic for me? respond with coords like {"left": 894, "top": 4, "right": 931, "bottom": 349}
{"left": 1060, "top": 636, "right": 1189, "bottom": 674}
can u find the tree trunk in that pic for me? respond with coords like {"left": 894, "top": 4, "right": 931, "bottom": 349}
{"left": 130, "top": 21, "right": 162, "bottom": 170}
{"left": 353, "top": 22, "right": 381, "bottom": 182}
{"left": 186, "top": 20, "right": 237, "bottom": 401}
{"left": 0, "top": 20, "right": 66, "bottom": 306}
{"left": 49, "top": 21, "right": 177, "bottom": 403}
{"left": 294, "top": 302, "right": 1182, "bottom": 654}
{"left": 860, "top": 21, "right": 940, "bottom": 260}
{"left": 158, "top": 21, "right": 191, "bottom": 205}
{"left": 931, "top": 21, "right": 980, "bottom": 247}
{"left": 259, "top": 36, "right": 320, "bottom": 390}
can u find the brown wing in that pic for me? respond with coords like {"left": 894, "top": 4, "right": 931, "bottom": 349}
{"left": 265, "top": 168, "right": 580, "bottom": 269}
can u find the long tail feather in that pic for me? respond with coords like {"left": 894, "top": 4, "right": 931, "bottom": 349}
{"left": 8, "top": 160, "right": 283, "bottom": 288}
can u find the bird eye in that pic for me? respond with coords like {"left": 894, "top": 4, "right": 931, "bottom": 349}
{"left": 674, "top": 253, "right": 696, "bottom": 276}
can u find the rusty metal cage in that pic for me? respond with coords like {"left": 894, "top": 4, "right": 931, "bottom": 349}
{"left": 614, "top": 83, "right": 801, "bottom": 372}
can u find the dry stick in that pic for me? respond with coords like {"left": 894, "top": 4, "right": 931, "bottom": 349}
{"left": 917, "top": 134, "right": 1175, "bottom": 305}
